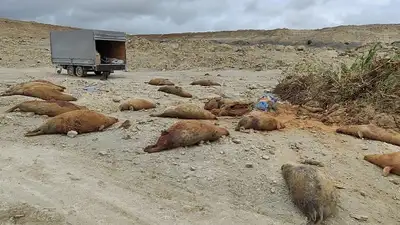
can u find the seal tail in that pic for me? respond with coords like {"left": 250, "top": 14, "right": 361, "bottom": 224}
{"left": 5, "top": 104, "right": 19, "bottom": 113}
{"left": 61, "top": 95, "right": 78, "bottom": 101}
{"left": 24, "top": 128, "right": 45, "bottom": 137}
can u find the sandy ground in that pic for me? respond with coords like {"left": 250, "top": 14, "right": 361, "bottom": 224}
{"left": 0, "top": 67, "right": 399, "bottom": 225}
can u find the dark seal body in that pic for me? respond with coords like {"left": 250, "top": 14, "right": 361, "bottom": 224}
{"left": 281, "top": 163, "right": 339, "bottom": 225}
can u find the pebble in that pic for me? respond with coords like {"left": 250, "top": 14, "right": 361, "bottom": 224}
{"left": 190, "top": 166, "right": 196, "bottom": 171}
{"left": 112, "top": 97, "right": 122, "bottom": 102}
{"left": 261, "top": 155, "right": 270, "bottom": 160}
{"left": 269, "top": 150, "right": 275, "bottom": 155}
{"left": 351, "top": 214, "right": 368, "bottom": 222}
{"left": 232, "top": 138, "right": 241, "bottom": 144}
{"left": 361, "top": 145, "right": 368, "bottom": 150}
{"left": 98, "top": 151, "right": 108, "bottom": 156}
{"left": 270, "top": 188, "right": 276, "bottom": 193}
{"left": 245, "top": 163, "right": 253, "bottom": 168}
{"left": 67, "top": 130, "right": 78, "bottom": 138}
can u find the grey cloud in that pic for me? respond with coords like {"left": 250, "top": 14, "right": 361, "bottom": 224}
{"left": 0, "top": 0, "right": 398, "bottom": 34}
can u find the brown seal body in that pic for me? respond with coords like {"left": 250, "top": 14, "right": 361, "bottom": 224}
{"left": 143, "top": 120, "right": 229, "bottom": 153}
{"left": 29, "top": 80, "right": 66, "bottom": 90}
{"left": 150, "top": 103, "right": 217, "bottom": 120}
{"left": 1, "top": 80, "right": 66, "bottom": 96}
{"left": 281, "top": 163, "right": 339, "bottom": 225}
{"left": 24, "top": 109, "right": 118, "bottom": 136}
{"left": 214, "top": 102, "right": 253, "bottom": 117}
{"left": 1, "top": 84, "right": 77, "bottom": 101}
{"left": 158, "top": 86, "right": 192, "bottom": 98}
{"left": 119, "top": 99, "right": 156, "bottom": 111}
{"left": 364, "top": 152, "right": 400, "bottom": 176}
{"left": 190, "top": 79, "right": 221, "bottom": 86}
{"left": 147, "top": 78, "right": 174, "bottom": 86}
{"left": 5, "top": 100, "right": 87, "bottom": 117}
{"left": 204, "top": 97, "right": 235, "bottom": 110}
{"left": 336, "top": 124, "right": 400, "bottom": 147}
{"left": 235, "top": 112, "right": 285, "bottom": 131}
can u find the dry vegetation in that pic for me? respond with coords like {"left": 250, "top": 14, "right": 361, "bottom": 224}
{"left": 274, "top": 43, "right": 400, "bottom": 131}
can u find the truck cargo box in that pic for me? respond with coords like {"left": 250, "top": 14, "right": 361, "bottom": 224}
{"left": 50, "top": 29, "right": 127, "bottom": 80}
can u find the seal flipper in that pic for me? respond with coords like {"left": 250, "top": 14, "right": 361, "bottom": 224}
{"left": 357, "top": 130, "right": 364, "bottom": 139}
{"left": 143, "top": 144, "right": 163, "bottom": 153}
{"left": 24, "top": 128, "right": 45, "bottom": 137}
{"left": 383, "top": 166, "right": 393, "bottom": 176}
{"left": 5, "top": 104, "right": 20, "bottom": 113}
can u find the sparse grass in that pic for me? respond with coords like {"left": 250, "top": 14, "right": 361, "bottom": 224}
{"left": 274, "top": 42, "right": 400, "bottom": 115}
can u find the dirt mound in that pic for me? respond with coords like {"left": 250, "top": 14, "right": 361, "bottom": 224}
{"left": 274, "top": 43, "right": 400, "bottom": 131}
{"left": 1, "top": 18, "right": 400, "bottom": 71}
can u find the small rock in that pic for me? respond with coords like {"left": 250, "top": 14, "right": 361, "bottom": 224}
{"left": 122, "top": 134, "right": 131, "bottom": 140}
{"left": 269, "top": 150, "right": 275, "bottom": 155}
{"left": 350, "top": 214, "right": 368, "bottom": 222}
{"left": 232, "top": 138, "right": 241, "bottom": 144}
{"left": 190, "top": 166, "right": 196, "bottom": 171}
{"left": 261, "top": 155, "right": 270, "bottom": 160}
{"left": 359, "top": 191, "right": 366, "bottom": 197}
{"left": 220, "top": 151, "right": 225, "bottom": 154}
{"left": 67, "top": 130, "right": 78, "bottom": 138}
{"left": 296, "top": 46, "right": 305, "bottom": 51}
{"left": 181, "top": 152, "right": 186, "bottom": 155}
{"left": 112, "top": 96, "right": 122, "bottom": 102}
{"left": 270, "top": 188, "right": 276, "bottom": 193}
{"left": 289, "top": 142, "right": 301, "bottom": 151}
{"left": 245, "top": 163, "right": 253, "bottom": 168}
{"left": 204, "top": 73, "right": 210, "bottom": 76}
{"left": 98, "top": 151, "right": 108, "bottom": 156}
{"left": 247, "top": 84, "right": 257, "bottom": 90}
{"left": 361, "top": 145, "right": 368, "bottom": 150}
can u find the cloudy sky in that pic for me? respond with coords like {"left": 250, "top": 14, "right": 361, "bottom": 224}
{"left": 1, "top": 0, "right": 398, "bottom": 34}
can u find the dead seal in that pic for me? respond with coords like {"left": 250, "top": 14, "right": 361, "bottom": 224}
{"left": 204, "top": 97, "right": 234, "bottom": 110}
{"left": 214, "top": 102, "right": 253, "bottom": 117}
{"left": 1, "top": 80, "right": 66, "bottom": 96}
{"left": 147, "top": 78, "right": 174, "bottom": 86}
{"left": 119, "top": 99, "right": 156, "bottom": 111}
{"left": 235, "top": 112, "right": 285, "bottom": 131}
{"left": 24, "top": 109, "right": 118, "bottom": 137}
{"left": 5, "top": 100, "right": 87, "bottom": 117}
{"left": 143, "top": 120, "right": 229, "bottom": 153}
{"left": 281, "top": 163, "right": 339, "bottom": 225}
{"left": 150, "top": 103, "right": 217, "bottom": 120}
{"left": 336, "top": 124, "right": 400, "bottom": 147}
{"left": 190, "top": 79, "right": 221, "bottom": 86}
{"left": 1, "top": 85, "right": 77, "bottom": 101}
{"left": 364, "top": 151, "right": 400, "bottom": 176}
{"left": 158, "top": 86, "right": 192, "bottom": 98}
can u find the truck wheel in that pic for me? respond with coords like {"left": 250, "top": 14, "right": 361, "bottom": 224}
{"left": 56, "top": 67, "right": 62, "bottom": 74}
{"left": 94, "top": 71, "right": 102, "bottom": 75}
{"left": 100, "top": 71, "right": 110, "bottom": 80}
{"left": 75, "top": 66, "right": 87, "bottom": 77}
{"left": 67, "top": 66, "right": 75, "bottom": 76}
